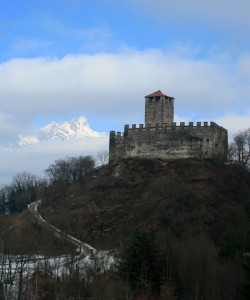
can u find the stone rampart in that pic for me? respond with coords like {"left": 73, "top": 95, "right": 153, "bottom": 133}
{"left": 111, "top": 121, "right": 227, "bottom": 135}
{"left": 109, "top": 122, "right": 228, "bottom": 162}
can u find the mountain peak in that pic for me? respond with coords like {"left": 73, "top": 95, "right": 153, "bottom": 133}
{"left": 17, "top": 116, "right": 107, "bottom": 147}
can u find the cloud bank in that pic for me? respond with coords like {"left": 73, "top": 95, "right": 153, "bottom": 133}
{"left": 1, "top": 48, "right": 250, "bottom": 186}
{"left": 0, "top": 136, "right": 108, "bottom": 186}
{"left": 0, "top": 49, "right": 249, "bottom": 135}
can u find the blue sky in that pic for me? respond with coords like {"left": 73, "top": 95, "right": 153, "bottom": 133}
{"left": 0, "top": 0, "right": 250, "bottom": 184}
{"left": 1, "top": 0, "right": 249, "bottom": 60}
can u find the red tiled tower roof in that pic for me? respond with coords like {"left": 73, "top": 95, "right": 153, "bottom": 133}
{"left": 145, "top": 90, "right": 174, "bottom": 98}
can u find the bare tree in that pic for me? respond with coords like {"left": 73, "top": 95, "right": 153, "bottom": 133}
{"left": 0, "top": 189, "right": 6, "bottom": 215}
{"left": 4, "top": 172, "right": 40, "bottom": 213}
{"left": 229, "top": 128, "right": 250, "bottom": 167}
{"left": 45, "top": 155, "right": 95, "bottom": 184}
{"left": 0, "top": 242, "right": 30, "bottom": 299}
{"left": 96, "top": 150, "right": 109, "bottom": 166}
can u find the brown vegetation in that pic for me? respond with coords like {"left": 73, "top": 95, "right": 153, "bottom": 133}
{"left": 40, "top": 158, "right": 250, "bottom": 251}
{"left": 2, "top": 157, "right": 250, "bottom": 299}
{"left": 0, "top": 209, "right": 76, "bottom": 255}
{"left": 37, "top": 158, "right": 250, "bottom": 299}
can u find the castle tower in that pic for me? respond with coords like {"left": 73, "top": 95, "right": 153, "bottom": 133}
{"left": 145, "top": 90, "right": 174, "bottom": 124}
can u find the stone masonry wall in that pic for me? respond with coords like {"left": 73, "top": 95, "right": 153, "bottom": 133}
{"left": 145, "top": 95, "right": 174, "bottom": 124}
{"left": 109, "top": 122, "right": 228, "bottom": 162}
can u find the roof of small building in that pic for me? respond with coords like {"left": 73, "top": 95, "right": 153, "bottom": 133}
{"left": 145, "top": 90, "right": 174, "bottom": 99}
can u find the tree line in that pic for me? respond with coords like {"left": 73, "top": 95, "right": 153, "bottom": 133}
{"left": 0, "top": 151, "right": 108, "bottom": 215}
{"left": 229, "top": 128, "right": 250, "bottom": 167}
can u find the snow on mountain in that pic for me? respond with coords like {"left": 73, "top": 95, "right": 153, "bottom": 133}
{"left": 40, "top": 117, "right": 106, "bottom": 141}
{"left": 16, "top": 117, "right": 107, "bottom": 148}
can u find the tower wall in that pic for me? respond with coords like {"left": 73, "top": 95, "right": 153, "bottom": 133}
{"left": 145, "top": 95, "right": 174, "bottom": 124}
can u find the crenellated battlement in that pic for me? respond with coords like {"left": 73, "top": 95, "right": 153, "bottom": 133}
{"left": 110, "top": 121, "right": 227, "bottom": 137}
{"left": 109, "top": 90, "right": 228, "bottom": 162}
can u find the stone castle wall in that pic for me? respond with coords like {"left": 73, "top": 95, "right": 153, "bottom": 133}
{"left": 109, "top": 121, "right": 228, "bottom": 162}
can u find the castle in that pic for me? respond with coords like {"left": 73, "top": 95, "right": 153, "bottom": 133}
{"left": 109, "top": 90, "right": 228, "bottom": 162}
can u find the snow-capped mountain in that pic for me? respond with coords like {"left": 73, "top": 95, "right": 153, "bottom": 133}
{"left": 39, "top": 117, "right": 106, "bottom": 141}
{"left": 17, "top": 117, "right": 107, "bottom": 147}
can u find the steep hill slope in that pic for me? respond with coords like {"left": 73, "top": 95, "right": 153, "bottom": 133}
{"left": 2, "top": 158, "right": 250, "bottom": 299}
{"left": 39, "top": 158, "right": 250, "bottom": 256}
{"left": 0, "top": 209, "right": 76, "bottom": 255}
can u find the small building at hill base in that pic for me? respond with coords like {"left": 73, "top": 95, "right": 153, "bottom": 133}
{"left": 109, "top": 90, "right": 228, "bottom": 162}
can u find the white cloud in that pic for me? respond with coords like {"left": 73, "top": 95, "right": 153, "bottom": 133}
{"left": 0, "top": 136, "right": 108, "bottom": 186}
{"left": 214, "top": 111, "right": 250, "bottom": 141}
{"left": 0, "top": 111, "right": 33, "bottom": 143}
{"left": 0, "top": 47, "right": 250, "bottom": 183}
{"left": 236, "top": 53, "right": 250, "bottom": 78}
{"left": 0, "top": 49, "right": 249, "bottom": 128}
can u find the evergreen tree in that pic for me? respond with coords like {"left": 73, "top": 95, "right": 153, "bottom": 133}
{"left": 118, "top": 230, "right": 163, "bottom": 295}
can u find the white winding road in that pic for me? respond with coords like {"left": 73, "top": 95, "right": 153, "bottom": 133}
{"left": 28, "top": 200, "right": 96, "bottom": 257}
